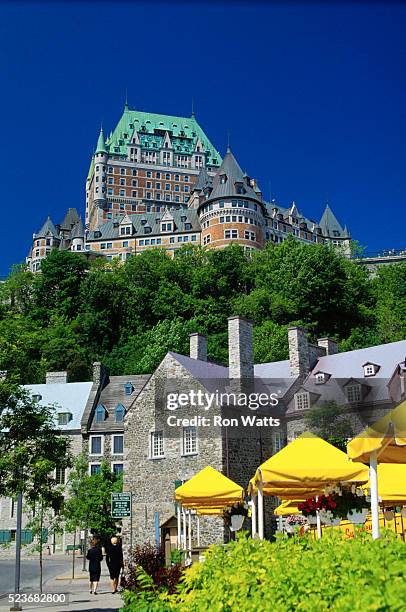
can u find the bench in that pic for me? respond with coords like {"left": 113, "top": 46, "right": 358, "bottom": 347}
{"left": 65, "top": 545, "right": 82, "bottom": 554}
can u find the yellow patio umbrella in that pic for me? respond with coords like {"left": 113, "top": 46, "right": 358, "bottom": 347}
{"left": 347, "top": 400, "right": 406, "bottom": 464}
{"left": 347, "top": 400, "right": 406, "bottom": 539}
{"left": 274, "top": 500, "right": 301, "bottom": 516}
{"left": 250, "top": 432, "right": 368, "bottom": 539}
{"left": 175, "top": 466, "right": 244, "bottom": 508}
{"left": 364, "top": 463, "right": 406, "bottom": 504}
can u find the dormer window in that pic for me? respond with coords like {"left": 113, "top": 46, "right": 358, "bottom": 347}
{"left": 95, "top": 404, "right": 106, "bottom": 423}
{"left": 125, "top": 382, "right": 134, "bottom": 395}
{"left": 58, "top": 412, "right": 72, "bottom": 426}
{"left": 363, "top": 363, "right": 379, "bottom": 377}
{"left": 220, "top": 174, "right": 227, "bottom": 184}
{"left": 346, "top": 384, "right": 361, "bottom": 403}
{"left": 161, "top": 222, "right": 172, "bottom": 232}
{"left": 315, "top": 373, "right": 326, "bottom": 384}
{"left": 294, "top": 391, "right": 310, "bottom": 411}
{"left": 144, "top": 225, "right": 152, "bottom": 234}
{"left": 32, "top": 393, "right": 42, "bottom": 402}
{"left": 180, "top": 215, "right": 187, "bottom": 223}
{"left": 115, "top": 404, "right": 125, "bottom": 423}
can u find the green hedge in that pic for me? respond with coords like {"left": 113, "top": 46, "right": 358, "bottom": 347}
{"left": 122, "top": 531, "right": 406, "bottom": 611}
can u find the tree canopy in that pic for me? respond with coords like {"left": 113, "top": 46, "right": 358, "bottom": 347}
{"left": 0, "top": 240, "right": 404, "bottom": 382}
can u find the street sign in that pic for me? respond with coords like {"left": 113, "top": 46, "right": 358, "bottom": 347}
{"left": 111, "top": 492, "right": 132, "bottom": 518}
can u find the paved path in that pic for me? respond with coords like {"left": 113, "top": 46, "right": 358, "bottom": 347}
{"left": 0, "top": 559, "right": 124, "bottom": 612}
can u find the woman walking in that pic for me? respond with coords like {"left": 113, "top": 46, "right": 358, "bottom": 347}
{"left": 86, "top": 537, "right": 103, "bottom": 595}
{"left": 105, "top": 536, "right": 124, "bottom": 594}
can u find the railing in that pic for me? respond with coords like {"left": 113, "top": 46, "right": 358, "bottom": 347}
{"left": 355, "top": 249, "right": 406, "bottom": 259}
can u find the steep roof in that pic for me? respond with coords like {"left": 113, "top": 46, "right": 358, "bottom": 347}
{"left": 208, "top": 149, "right": 261, "bottom": 202}
{"left": 71, "top": 217, "right": 85, "bottom": 239}
{"left": 35, "top": 216, "right": 59, "bottom": 238}
{"left": 319, "top": 203, "right": 346, "bottom": 237}
{"left": 96, "top": 127, "right": 107, "bottom": 154}
{"left": 105, "top": 107, "right": 221, "bottom": 166}
{"left": 193, "top": 167, "right": 213, "bottom": 193}
{"left": 60, "top": 208, "right": 80, "bottom": 230}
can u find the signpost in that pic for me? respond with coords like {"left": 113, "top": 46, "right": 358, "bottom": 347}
{"left": 111, "top": 492, "right": 132, "bottom": 552}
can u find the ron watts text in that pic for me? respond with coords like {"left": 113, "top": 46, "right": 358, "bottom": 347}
{"left": 167, "top": 415, "right": 280, "bottom": 427}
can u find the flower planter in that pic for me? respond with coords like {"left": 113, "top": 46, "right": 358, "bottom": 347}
{"left": 384, "top": 510, "right": 394, "bottom": 522}
{"left": 230, "top": 514, "right": 245, "bottom": 532}
{"left": 306, "top": 514, "right": 317, "bottom": 525}
{"left": 347, "top": 508, "right": 368, "bottom": 524}
{"left": 319, "top": 511, "right": 341, "bottom": 526}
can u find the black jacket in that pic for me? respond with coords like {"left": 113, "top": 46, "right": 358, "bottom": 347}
{"left": 105, "top": 544, "right": 124, "bottom": 573}
{"left": 86, "top": 546, "right": 103, "bottom": 572}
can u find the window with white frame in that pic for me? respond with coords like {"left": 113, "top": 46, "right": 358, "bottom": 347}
{"left": 315, "top": 373, "right": 326, "bottom": 384}
{"left": 272, "top": 431, "right": 283, "bottom": 454}
{"left": 112, "top": 434, "right": 124, "bottom": 455}
{"left": 55, "top": 467, "right": 66, "bottom": 485}
{"left": 224, "top": 229, "right": 238, "bottom": 239}
{"left": 294, "top": 392, "right": 310, "bottom": 411}
{"left": 182, "top": 426, "right": 197, "bottom": 455}
{"left": 364, "top": 364, "right": 376, "bottom": 377}
{"left": 150, "top": 431, "right": 164, "bottom": 458}
{"left": 89, "top": 435, "right": 103, "bottom": 456}
{"left": 346, "top": 384, "right": 361, "bottom": 403}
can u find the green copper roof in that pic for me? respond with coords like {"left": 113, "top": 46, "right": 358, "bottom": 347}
{"left": 87, "top": 155, "right": 95, "bottom": 181}
{"left": 105, "top": 107, "right": 221, "bottom": 166}
{"left": 96, "top": 127, "right": 107, "bottom": 154}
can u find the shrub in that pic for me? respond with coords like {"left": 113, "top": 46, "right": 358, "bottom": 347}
{"left": 122, "top": 531, "right": 406, "bottom": 611}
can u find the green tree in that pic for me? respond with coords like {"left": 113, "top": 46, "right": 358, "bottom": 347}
{"left": 372, "top": 263, "right": 406, "bottom": 343}
{"left": 304, "top": 401, "right": 354, "bottom": 451}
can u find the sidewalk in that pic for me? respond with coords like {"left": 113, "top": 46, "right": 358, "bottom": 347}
{"left": 0, "top": 567, "right": 124, "bottom": 612}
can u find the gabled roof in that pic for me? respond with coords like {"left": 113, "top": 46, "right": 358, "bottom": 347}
{"left": 35, "top": 216, "right": 59, "bottom": 238}
{"left": 60, "top": 208, "right": 79, "bottom": 230}
{"left": 193, "top": 167, "right": 213, "bottom": 193}
{"left": 319, "top": 203, "right": 345, "bottom": 237}
{"left": 208, "top": 148, "right": 261, "bottom": 202}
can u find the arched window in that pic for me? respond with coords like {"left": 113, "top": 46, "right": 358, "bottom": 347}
{"left": 95, "top": 405, "right": 106, "bottom": 423}
{"left": 115, "top": 404, "right": 125, "bottom": 423}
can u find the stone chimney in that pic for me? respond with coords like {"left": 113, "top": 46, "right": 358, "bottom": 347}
{"left": 189, "top": 333, "right": 207, "bottom": 361}
{"left": 228, "top": 316, "right": 254, "bottom": 380}
{"left": 288, "top": 327, "right": 310, "bottom": 377}
{"left": 46, "top": 371, "right": 68, "bottom": 384}
{"left": 317, "top": 338, "right": 339, "bottom": 356}
{"left": 92, "top": 362, "right": 109, "bottom": 386}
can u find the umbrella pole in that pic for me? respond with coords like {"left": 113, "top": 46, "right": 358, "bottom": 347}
{"left": 188, "top": 511, "right": 192, "bottom": 558}
{"left": 258, "top": 479, "right": 264, "bottom": 540}
{"left": 182, "top": 509, "right": 187, "bottom": 549}
{"left": 315, "top": 496, "right": 322, "bottom": 540}
{"left": 177, "top": 505, "right": 181, "bottom": 548}
{"left": 369, "top": 450, "right": 380, "bottom": 540}
{"left": 251, "top": 495, "right": 257, "bottom": 538}
{"left": 197, "top": 516, "right": 200, "bottom": 547}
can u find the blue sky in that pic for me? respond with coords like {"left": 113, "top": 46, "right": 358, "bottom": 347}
{"left": 0, "top": 1, "right": 405, "bottom": 275}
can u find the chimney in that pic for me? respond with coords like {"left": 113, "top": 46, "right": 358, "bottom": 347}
{"left": 288, "top": 327, "right": 310, "bottom": 376}
{"left": 189, "top": 333, "right": 207, "bottom": 361}
{"left": 228, "top": 316, "right": 254, "bottom": 380}
{"left": 317, "top": 338, "right": 339, "bottom": 356}
{"left": 46, "top": 371, "right": 68, "bottom": 384}
{"left": 93, "top": 362, "right": 109, "bottom": 386}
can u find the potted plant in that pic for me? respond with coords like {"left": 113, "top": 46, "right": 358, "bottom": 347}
{"left": 324, "top": 484, "right": 369, "bottom": 524}
{"left": 297, "top": 498, "right": 318, "bottom": 525}
{"left": 224, "top": 503, "right": 248, "bottom": 532}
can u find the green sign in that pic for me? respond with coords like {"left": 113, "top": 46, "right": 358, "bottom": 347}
{"left": 111, "top": 492, "right": 132, "bottom": 518}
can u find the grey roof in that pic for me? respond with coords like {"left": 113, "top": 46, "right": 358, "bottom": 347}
{"left": 35, "top": 216, "right": 59, "bottom": 239}
{"left": 254, "top": 360, "right": 293, "bottom": 379}
{"left": 71, "top": 217, "right": 85, "bottom": 239}
{"left": 312, "top": 339, "right": 406, "bottom": 380}
{"left": 24, "top": 382, "right": 93, "bottom": 431}
{"left": 89, "top": 374, "right": 150, "bottom": 433}
{"left": 319, "top": 204, "right": 345, "bottom": 237}
{"left": 60, "top": 208, "right": 80, "bottom": 230}
{"left": 87, "top": 209, "right": 200, "bottom": 241}
{"left": 192, "top": 167, "right": 213, "bottom": 193}
{"left": 208, "top": 149, "right": 261, "bottom": 202}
